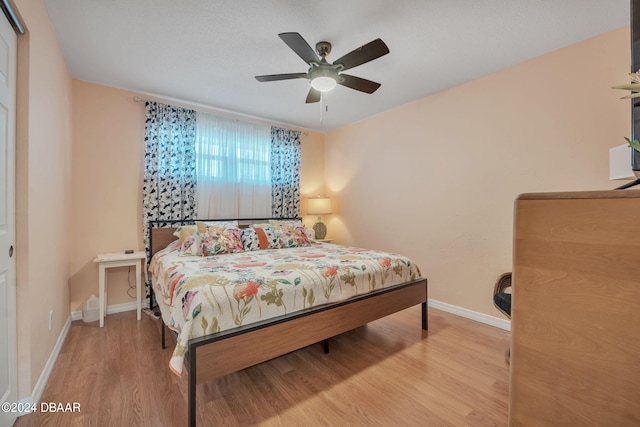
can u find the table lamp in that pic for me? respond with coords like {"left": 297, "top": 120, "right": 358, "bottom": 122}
{"left": 307, "top": 196, "right": 332, "bottom": 240}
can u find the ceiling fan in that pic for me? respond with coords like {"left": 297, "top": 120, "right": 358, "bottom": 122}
{"left": 255, "top": 32, "right": 390, "bottom": 103}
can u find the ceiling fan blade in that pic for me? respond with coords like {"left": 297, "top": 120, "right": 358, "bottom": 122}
{"left": 338, "top": 74, "right": 381, "bottom": 94}
{"left": 255, "top": 73, "right": 308, "bottom": 82}
{"left": 333, "top": 38, "right": 389, "bottom": 71}
{"left": 279, "top": 32, "right": 320, "bottom": 65}
{"left": 305, "top": 87, "right": 321, "bottom": 103}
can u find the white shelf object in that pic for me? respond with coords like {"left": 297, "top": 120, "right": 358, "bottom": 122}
{"left": 609, "top": 144, "right": 636, "bottom": 180}
{"left": 93, "top": 251, "right": 146, "bottom": 327}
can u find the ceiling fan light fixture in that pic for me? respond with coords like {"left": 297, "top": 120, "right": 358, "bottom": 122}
{"left": 255, "top": 33, "right": 389, "bottom": 103}
{"left": 310, "top": 75, "right": 337, "bottom": 91}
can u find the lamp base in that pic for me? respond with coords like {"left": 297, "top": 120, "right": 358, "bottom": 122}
{"left": 313, "top": 220, "right": 327, "bottom": 240}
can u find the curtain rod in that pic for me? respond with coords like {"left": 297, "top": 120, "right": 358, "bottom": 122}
{"left": 132, "top": 95, "right": 309, "bottom": 136}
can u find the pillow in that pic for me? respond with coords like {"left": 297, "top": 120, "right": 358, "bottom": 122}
{"left": 197, "top": 221, "right": 245, "bottom": 256}
{"left": 241, "top": 226, "right": 280, "bottom": 251}
{"left": 251, "top": 222, "right": 272, "bottom": 228}
{"left": 219, "top": 220, "right": 239, "bottom": 226}
{"left": 173, "top": 221, "right": 239, "bottom": 256}
{"left": 268, "top": 219, "right": 312, "bottom": 248}
{"left": 305, "top": 227, "right": 316, "bottom": 241}
{"left": 173, "top": 225, "right": 201, "bottom": 256}
{"left": 269, "top": 219, "right": 304, "bottom": 228}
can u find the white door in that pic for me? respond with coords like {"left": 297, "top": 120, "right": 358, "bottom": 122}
{"left": 0, "top": 8, "right": 17, "bottom": 427}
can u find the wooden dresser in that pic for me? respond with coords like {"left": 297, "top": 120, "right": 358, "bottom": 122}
{"left": 510, "top": 190, "right": 640, "bottom": 426}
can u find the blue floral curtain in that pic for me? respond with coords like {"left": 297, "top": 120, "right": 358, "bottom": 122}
{"left": 143, "top": 102, "right": 197, "bottom": 260}
{"left": 270, "top": 127, "right": 301, "bottom": 218}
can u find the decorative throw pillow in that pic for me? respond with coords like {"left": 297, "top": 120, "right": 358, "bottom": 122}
{"left": 241, "top": 226, "right": 280, "bottom": 251}
{"left": 269, "top": 219, "right": 304, "bottom": 229}
{"left": 173, "top": 225, "right": 201, "bottom": 256}
{"left": 173, "top": 221, "right": 239, "bottom": 256}
{"left": 197, "top": 222, "right": 244, "bottom": 256}
{"left": 305, "top": 227, "right": 316, "bottom": 241}
{"left": 250, "top": 222, "right": 272, "bottom": 230}
{"left": 268, "top": 220, "right": 311, "bottom": 248}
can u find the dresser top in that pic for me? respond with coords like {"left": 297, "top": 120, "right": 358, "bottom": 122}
{"left": 517, "top": 189, "right": 640, "bottom": 200}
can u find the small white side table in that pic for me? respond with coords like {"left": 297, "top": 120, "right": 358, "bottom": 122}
{"left": 93, "top": 251, "right": 146, "bottom": 327}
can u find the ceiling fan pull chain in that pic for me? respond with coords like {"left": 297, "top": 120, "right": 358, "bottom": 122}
{"left": 320, "top": 91, "right": 330, "bottom": 124}
{"left": 324, "top": 90, "right": 329, "bottom": 113}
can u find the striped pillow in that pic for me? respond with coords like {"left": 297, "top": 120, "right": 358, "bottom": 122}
{"left": 241, "top": 226, "right": 280, "bottom": 251}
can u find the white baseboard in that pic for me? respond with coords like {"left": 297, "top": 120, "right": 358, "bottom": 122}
{"left": 18, "top": 315, "right": 72, "bottom": 416}
{"left": 428, "top": 298, "right": 511, "bottom": 331}
{"left": 70, "top": 300, "right": 150, "bottom": 322}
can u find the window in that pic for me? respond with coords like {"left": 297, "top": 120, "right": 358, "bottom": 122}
{"left": 195, "top": 112, "right": 272, "bottom": 218}
{"left": 195, "top": 125, "right": 271, "bottom": 183}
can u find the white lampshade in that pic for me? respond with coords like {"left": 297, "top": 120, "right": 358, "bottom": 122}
{"left": 310, "top": 76, "right": 336, "bottom": 92}
{"left": 609, "top": 144, "right": 635, "bottom": 180}
{"left": 308, "top": 197, "right": 332, "bottom": 215}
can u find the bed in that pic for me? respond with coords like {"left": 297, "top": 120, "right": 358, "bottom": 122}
{"left": 148, "top": 219, "right": 428, "bottom": 427}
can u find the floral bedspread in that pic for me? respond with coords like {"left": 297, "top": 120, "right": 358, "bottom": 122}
{"left": 150, "top": 241, "right": 422, "bottom": 375}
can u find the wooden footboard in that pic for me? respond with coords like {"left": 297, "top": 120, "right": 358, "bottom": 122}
{"left": 186, "top": 278, "right": 428, "bottom": 426}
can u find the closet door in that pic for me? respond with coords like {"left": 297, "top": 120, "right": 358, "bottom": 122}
{"left": 0, "top": 5, "right": 17, "bottom": 426}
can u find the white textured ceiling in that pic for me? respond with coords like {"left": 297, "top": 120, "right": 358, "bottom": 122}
{"left": 44, "top": 0, "right": 629, "bottom": 133}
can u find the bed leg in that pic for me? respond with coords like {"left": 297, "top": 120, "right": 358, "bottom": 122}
{"left": 148, "top": 282, "right": 153, "bottom": 311}
{"left": 189, "top": 348, "right": 196, "bottom": 427}
{"left": 161, "top": 321, "right": 166, "bottom": 349}
{"left": 422, "top": 301, "right": 428, "bottom": 330}
{"left": 323, "top": 339, "right": 329, "bottom": 354}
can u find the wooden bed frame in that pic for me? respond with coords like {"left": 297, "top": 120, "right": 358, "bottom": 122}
{"left": 148, "top": 219, "right": 428, "bottom": 427}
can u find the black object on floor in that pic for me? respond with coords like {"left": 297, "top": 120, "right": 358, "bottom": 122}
{"left": 493, "top": 292, "right": 511, "bottom": 316}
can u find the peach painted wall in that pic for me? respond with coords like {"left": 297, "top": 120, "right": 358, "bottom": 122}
{"left": 324, "top": 27, "right": 631, "bottom": 319}
{"left": 70, "top": 80, "right": 325, "bottom": 312}
{"left": 300, "top": 130, "right": 326, "bottom": 230}
{"left": 13, "top": 0, "right": 73, "bottom": 397}
{"left": 70, "top": 81, "right": 146, "bottom": 314}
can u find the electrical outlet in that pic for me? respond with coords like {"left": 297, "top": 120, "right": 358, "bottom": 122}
{"left": 49, "top": 310, "right": 53, "bottom": 330}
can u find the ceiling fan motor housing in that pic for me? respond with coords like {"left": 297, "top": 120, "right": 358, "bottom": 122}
{"left": 315, "top": 41, "right": 332, "bottom": 57}
{"left": 308, "top": 63, "right": 340, "bottom": 83}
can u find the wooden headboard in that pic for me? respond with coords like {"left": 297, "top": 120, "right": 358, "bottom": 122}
{"left": 150, "top": 226, "right": 180, "bottom": 257}
{"left": 148, "top": 218, "right": 301, "bottom": 257}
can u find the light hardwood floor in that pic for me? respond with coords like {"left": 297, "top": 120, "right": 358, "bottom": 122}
{"left": 15, "top": 306, "right": 509, "bottom": 426}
